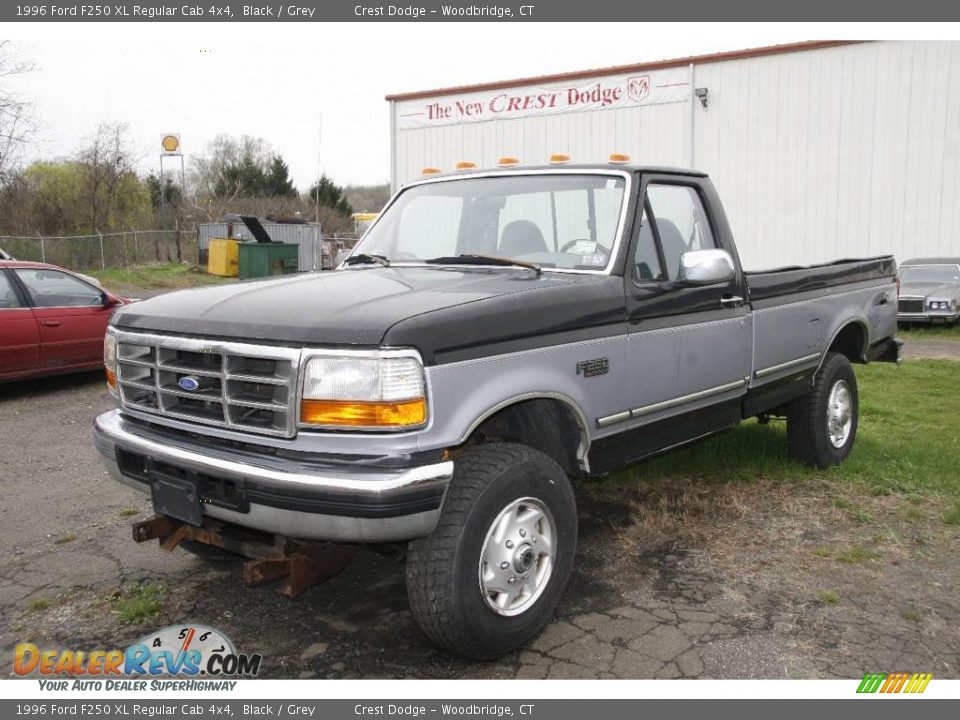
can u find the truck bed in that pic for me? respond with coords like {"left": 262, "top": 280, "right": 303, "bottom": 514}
{"left": 745, "top": 256, "right": 897, "bottom": 302}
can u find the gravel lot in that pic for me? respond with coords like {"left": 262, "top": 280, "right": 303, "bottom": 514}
{"left": 2, "top": 340, "right": 958, "bottom": 680}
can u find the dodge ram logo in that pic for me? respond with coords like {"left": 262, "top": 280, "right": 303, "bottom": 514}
{"left": 627, "top": 75, "right": 650, "bottom": 103}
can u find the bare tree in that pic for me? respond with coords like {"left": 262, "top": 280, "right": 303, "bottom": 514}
{"left": 188, "top": 133, "right": 274, "bottom": 200}
{"left": 77, "top": 122, "right": 137, "bottom": 230}
{"left": 0, "top": 41, "right": 36, "bottom": 184}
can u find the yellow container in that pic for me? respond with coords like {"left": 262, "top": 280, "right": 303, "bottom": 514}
{"left": 207, "top": 238, "right": 240, "bottom": 277}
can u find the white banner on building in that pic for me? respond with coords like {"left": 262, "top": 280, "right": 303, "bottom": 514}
{"left": 395, "top": 66, "right": 691, "bottom": 130}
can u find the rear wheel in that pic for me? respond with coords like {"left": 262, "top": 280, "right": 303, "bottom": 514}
{"left": 406, "top": 443, "right": 577, "bottom": 660}
{"left": 787, "top": 352, "right": 859, "bottom": 467}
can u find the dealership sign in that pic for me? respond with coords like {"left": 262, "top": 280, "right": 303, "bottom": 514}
{"left": 395, "top": 67, "right": 691, "bottom": 130}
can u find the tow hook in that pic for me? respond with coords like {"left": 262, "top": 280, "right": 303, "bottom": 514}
{"left": 131, "top": 515, "right": 358, "bottom": 598}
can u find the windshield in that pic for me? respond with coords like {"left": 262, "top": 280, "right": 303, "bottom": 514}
{"left": 350, "top": 173, "right": 628, "bottom": 272}
{"left": 900, "top": 265, "right": 960, "bottom": 284}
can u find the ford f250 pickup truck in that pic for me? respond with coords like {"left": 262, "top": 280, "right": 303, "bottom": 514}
{"left": 94, "top": 163, "right": 900, "bottom": 659}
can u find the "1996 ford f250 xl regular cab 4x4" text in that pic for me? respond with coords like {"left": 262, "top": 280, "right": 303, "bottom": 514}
{"left": 94, "top": 161, "right": 900, "bottom": 659}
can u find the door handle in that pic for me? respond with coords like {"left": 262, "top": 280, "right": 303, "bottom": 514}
{"left": 720, "top": 295, "right": 744, "bottom": 308}
{"left": 39, "top": 320, "right": 61, "bottom": 327}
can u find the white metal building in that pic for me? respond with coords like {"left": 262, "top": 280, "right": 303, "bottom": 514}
{"left": 387, "top": 41, "right": 960, "bottom": 270}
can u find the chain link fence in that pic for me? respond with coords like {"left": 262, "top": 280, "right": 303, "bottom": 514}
{"left": 0, "top": 230, "right": 200, "bottom": 271}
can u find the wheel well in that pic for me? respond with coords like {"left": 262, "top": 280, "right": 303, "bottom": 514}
{"left": 829, "top": 321, "right": 868, "bottom": 363}
{"left": 465, "top": 398, "right": 587, "bottom": 475}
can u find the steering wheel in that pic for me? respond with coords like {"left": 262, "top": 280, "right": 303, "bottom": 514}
{"left": 560, "top": 239, "right": 610, "bottom": 256}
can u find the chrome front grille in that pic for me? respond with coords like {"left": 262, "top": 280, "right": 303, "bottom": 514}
{"left": 114, "top": 331, "right": 301, "bottom": 438}
{"left": 898, "top": 298, "right": 924, "bottom": 314}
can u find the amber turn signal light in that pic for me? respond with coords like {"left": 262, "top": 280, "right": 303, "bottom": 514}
{"left": 300, "top": 398, "right": 427, "bottom": 428}
{"left": 105, "top": 368, "right": 117, "bottom": 389}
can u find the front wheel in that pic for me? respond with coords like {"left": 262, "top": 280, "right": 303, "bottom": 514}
{"left": 406, "top": 443, "right": 577, "bottom": 660}
{"left": 787, "top": 351, "right": 859, "bottom": 467}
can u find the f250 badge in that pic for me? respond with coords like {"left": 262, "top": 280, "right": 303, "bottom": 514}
{"left": 576, "top": 358, "right": 609, "bottom": 378}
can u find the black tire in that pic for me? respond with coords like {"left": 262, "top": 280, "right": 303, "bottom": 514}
{"left": 406, "top": 443, "right": 577, "bottom": 660}
{"left": 787, "top": 352, "right": 859, "bottom": 467}
{"left": 178, "top": 540, "right": 240, "bottom": 563}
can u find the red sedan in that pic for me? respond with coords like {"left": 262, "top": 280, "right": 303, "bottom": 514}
{"left": 0, "top": 260, "right": 130, "bottom": 383}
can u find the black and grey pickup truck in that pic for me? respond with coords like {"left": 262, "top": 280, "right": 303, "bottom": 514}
{"left": 95, "top": 163, "right": 900, "bottom": 659}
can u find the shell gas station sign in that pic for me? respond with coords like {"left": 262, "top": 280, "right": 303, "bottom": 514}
{"left": 161, "top": 133, "right": 182, "bottom": 155}
{"left": 395, "top": 66, "right": 691, "bottom": 130}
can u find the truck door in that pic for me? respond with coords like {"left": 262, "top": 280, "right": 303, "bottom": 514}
{"left": 615, "top": 178, "right": 752, "bottom": 450}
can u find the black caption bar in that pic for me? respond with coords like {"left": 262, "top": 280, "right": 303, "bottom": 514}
{"left": 1, "top": 700, "right": 958, "bottom": 719}
{"left": 4, "top": 0, "right": 960, "bottom": 21}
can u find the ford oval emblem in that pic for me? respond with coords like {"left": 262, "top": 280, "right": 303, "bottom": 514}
{"left": 178, "top": 375, "right": 201, "bottom": 392}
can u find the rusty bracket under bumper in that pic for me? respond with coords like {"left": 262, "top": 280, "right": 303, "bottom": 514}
{"left": 132, "top": 515, "right": 358, "bottom": 598}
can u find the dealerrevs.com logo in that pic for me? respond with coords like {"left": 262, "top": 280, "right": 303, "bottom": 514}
{"left": 15, "top": 625, "right": 261, "bottom": 690}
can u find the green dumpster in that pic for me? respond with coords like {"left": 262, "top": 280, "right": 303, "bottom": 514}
{"left": 237, "top": 242, "right": 299, "bottom": 280}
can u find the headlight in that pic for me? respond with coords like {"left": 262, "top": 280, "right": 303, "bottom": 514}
{"left": 300, "top": 353, "right": 426, "bottom": 429}
{"left": 104, "top": 331, "right": 118, "bottom": 390}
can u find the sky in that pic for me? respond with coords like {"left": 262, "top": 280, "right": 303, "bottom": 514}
{"left": 3, "top": 22, "right": 953, "bottom": 189}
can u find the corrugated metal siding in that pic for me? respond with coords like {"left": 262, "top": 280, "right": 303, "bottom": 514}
{"left": 391, "top": 41, "right": 960, "bottom": 270}
{"left": 197, "top": 222, "right": 323, "bottom": 250}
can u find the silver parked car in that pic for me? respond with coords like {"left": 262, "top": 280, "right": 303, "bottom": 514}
{"left": 897, "top": 257, "right": 960, "bottom": 324}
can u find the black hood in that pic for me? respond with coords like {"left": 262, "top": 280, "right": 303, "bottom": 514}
{"left": 112, "top": 267, "right": 626, "bottom": 361}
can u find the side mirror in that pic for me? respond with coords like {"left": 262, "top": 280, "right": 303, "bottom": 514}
{"left": 678, "top": 249, "right": 736, "bottom": 286}
{"left": 102, "top": 292, "right": 124, "bottom": 307}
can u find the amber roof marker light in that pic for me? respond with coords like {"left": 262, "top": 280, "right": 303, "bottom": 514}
{"left": 608, "top": 153, "right": 631, "bottom": 164}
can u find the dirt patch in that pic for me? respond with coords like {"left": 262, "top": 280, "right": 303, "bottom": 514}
{"left": 901, "top": 337, "right": 960, "bottom": 361}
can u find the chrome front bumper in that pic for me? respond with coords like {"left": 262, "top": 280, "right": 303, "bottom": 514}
{"left": 898, "top": 312, "right": 960, "bottom": 324}
{"left": 93, "top": 409, "right": 453, "bottom": 543}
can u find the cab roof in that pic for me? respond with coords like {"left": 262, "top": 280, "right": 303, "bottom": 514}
{"left": 413, "top": 163, "right": 708, "bottom": 183}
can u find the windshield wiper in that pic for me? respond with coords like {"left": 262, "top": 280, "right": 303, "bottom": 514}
{"left": 424, "top": 254, "right": 542, "bottom": 276}
{"left": 343, "top": 253, "right": 390, "bottom": 267}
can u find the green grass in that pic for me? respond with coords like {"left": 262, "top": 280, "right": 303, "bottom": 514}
{"left": 113, "top": 583, "right": 165, "bottom": 624}
{"left": 54, "top": 533, "right": 77, "bottom": 545}
{"left": 852, "top": 507, "right": 875, "bottom": 524}
{"left": 836, "top": 545, "right": 883, "bottom": 563}
{"left": 901, "top": 607, "right": 923, "bottom": 622}
{"left": 898, "top": 323, "right": 960, "bottom": 340}
{"left": 117, "top": 507, "right": 141, "bottom": 518}
{"left": 606, "top": 360, "right": 960, "bottom": 500}
{"left": 943, "top": 502, "right": 960, "bottom": 525}
{"left": 88, "top": 263, "right": 230, "bottom": 291}
{"left": 28, "top": 597, "right": 52, "bottom": 612}
{"left": 816, "top": 590, "right": 840, "bottom": 605}
{"left": 905, "top": 507, "right": 925, "bottom": 521}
